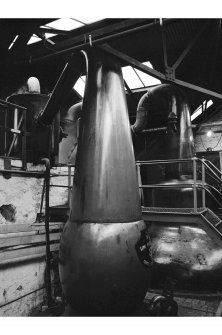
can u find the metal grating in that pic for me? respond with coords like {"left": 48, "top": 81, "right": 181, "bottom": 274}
{"left": 202, "top": 209, "right": 221, "bottom": 225}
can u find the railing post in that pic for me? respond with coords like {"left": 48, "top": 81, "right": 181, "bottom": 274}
{"left": 219, "top": 151, "right": 222, "bottom": 181}
{"left": 201, "top": 158, "right": 206, "bottom": 208}
{"left": 21, "top": 109, "right": 27, "bottom": 170}
{"left": 41, "top": 158, "right": 53, "bottom": 307}
{"left": 136, "top": 163, "right": 144, "bottom": 206}
{"left": 193, "top": 157, "right": 198, "bottom": 212}
{"left": 4, "top": 108, "right": 7, "bottom": 157}
{"left": 68, "top": 163, "right": 72, "bottom": 209}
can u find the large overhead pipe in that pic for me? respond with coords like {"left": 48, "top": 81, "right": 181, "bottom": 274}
{"left": 59, "top": 48, "right": 152, "bottom": 316}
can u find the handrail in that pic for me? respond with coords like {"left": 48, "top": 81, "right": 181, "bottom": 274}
{"left": 136, "top": 158, "right": 194, "bottom": 165}
{"left": 136, "top": 156, "right": 222, "bottom": 212}
{"left": 0, "top": 98, "right": 27, "bottom": 111}
{"left": 203, "top": 159, "right": 222, "bottom": 177}
{"left": 200, "top": 159, "right": 222, "bottom": 185}
{"left": 205, "top": 170, "right": 221, "bottom": 185}
{"left": 202, "top": 186, "right": 222, "bottom": 209}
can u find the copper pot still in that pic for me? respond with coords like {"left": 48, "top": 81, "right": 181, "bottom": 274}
{"left": 59, "top": 48, "right": 152, "bottom": 316}
{"left": 134, "top": 84, "right": 222, "bottom": 292}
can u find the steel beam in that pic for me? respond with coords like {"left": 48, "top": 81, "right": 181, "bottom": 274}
{"left": 27, "top": 19, "right": 175, "bottom": 64}
{"left": 37, "top": 27, "right": 73, "bottom": 36}
{"left": 160, "top": 19, "right": 168, "bottom": 69}
{"left": 100, "top": 44, "right": 222, "bottom": 100}
{"left": 171, "top": 23, "right": 208, "bottom": 70}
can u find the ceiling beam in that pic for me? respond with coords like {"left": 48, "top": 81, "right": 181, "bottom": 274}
{"left": 37, "top": 27, "right": 73, "bottom": 36}
{"left": 160, "top": 19, "right": 168, "bottom": 69}
{"left": 100, "top": 44, "right": 222, "bottom": 100}
{"left": 26, "top": 19, "right": 175, "bottom": 64}
{"left": 171, "top": 23, "right": 208, "bottom": 70}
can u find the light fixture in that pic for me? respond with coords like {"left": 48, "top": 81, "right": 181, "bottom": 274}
{"left": 206, "top": 129, "right": 213, "bottom": 137}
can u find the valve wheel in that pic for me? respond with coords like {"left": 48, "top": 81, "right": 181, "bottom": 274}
{"left": 148, "top": 295, "right": 178, "bottom": 316}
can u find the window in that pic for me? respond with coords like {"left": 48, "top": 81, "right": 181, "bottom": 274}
{"left": 27, "top": 18, "right": 103, "bottom": 45}
{"left": 73, "top": 61, "right": 161, "bottom": 96}
{"left": 191, "top": 100, "right": 213, "bottom": 121}
{"left": 73, "top": 76, "right": 86, "bottom": 97}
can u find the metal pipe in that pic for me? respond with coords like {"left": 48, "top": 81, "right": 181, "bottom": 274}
{"left": 219, "top": 151, "right": 222, "bottom": 179}
{"left": 1, "top": 98, "right": 27, "bottom": 111}
{"left": 13, "top": 107, "right": 18, "bottom": 150}
{"left": 202, "top": 158, "right": 206, "bottom": 207}
{"left": 204, "top": 158, "right": 222, "bottom": 177}
{"left": 193, "top": 158, "right": 198, "bottom": 212}
{"left": 68, "top": 164, "right": 72, "bottom": 208}
{"left": 0, "top": 169, "right": 44, "bottom": 177}
{"left": 7, "top": 114, "right": 24, "bottom": 157}
{"left": 41, "top": 158, "right": 52, "bottom": 307}
{"left": 136, "top": 163, "right": 144, "bottom": 206}
{"left": 136, "top": 158, "right": 194, "bottom": 164}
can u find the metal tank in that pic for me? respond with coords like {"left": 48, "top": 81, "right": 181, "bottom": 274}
{"left": 133, "top": 84, "right": 222, "bottom": 291}
{"left": 7, "top": 92, "right": 49, "bottom": 162}
{"left": 59, "top": 48, "right": 152, "bottom": 316}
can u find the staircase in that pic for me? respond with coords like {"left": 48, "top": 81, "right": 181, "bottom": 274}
{"left": 142, "top": 206, "right": 222, "bottom": 246}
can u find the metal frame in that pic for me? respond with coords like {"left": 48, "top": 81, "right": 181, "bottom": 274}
{"left": 100, "top": 44, "right": 222, "bottom": 100}
{"left": 136, "top": 157, "right": 222, "bottom": 213}
{"left": 0, "top": 99, "right": 28, "bottom": 169}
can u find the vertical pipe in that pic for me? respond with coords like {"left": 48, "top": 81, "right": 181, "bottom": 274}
{"left": 219, "top": 151, "right": 222, "bottom": 180}
{"left": 7, "top": 114, "right": 24, "bottom": 157}
{"left": 193, "top": 157, "right": 197, "bottom": 212}
{"left": 41, "top": 158, "right": 52, "bottom": 307}
{"left": 136, "top": 163, "right": 144, "bottom": 206}
{"left": 201, "top": 158, "right": 206, "bottom": 208}
{"left": 22, "top": 109, "right": 27, "bottom": 170}
{"left": 14, "top": 107, "right": 18, "bottom": 149}
{"left": 4, "top": 108, "right": 7, "bottom": 156}
{"left": 68, "top": 164, "right": 72, "bottom": 209}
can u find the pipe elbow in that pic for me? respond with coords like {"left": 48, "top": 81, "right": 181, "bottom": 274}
{"left": 131, "top": 89, "right": 152, "bottom": 135}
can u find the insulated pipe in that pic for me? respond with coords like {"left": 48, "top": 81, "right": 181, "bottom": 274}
{"left": 59, "top": 48, "right": 152, "bottom": 316}
{"left": 59, "top": 101, "right": 82, "bottom": 165}
{"left": 132, "top": 84, "right": 195, "bottom": 178}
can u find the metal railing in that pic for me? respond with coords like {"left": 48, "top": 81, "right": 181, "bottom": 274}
{"left": 0, "top": 98, "right": 28, "bottom": 169}
{"left": 136, "top": 157, "right": 222, "bottom": 213}
{"left": 39, "top": 164, "right": 74, "bottom": 216}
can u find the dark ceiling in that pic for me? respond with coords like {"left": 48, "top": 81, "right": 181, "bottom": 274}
{"left": 0, "top": 18, "right": 222, "bottom": 118}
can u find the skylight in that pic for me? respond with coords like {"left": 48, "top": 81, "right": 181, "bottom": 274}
{"left": 191, "top": 100, "right": 213, "bottom": 121}
{"left": 27, "top": 34, "right": 42, "bottom": 45}
{"left": 27, "top": 18, "right": 103, "bottom": 45}
{"left": 73, "top": 62, "right": 161, "bottom": 97}
{"left": 122, "top": 62, "right": 161, "bottom": 90}
{"left": 122, "top": 66, "right": 144, "bottom": 89}
{"left": 44, "top": 18, "right": 84, "bottom": 31}
{"left": 134, "top": 62, "right": 161, "bottom": 86}
{"left": 73, "top": 76, "right": 86, "bottom": 97}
